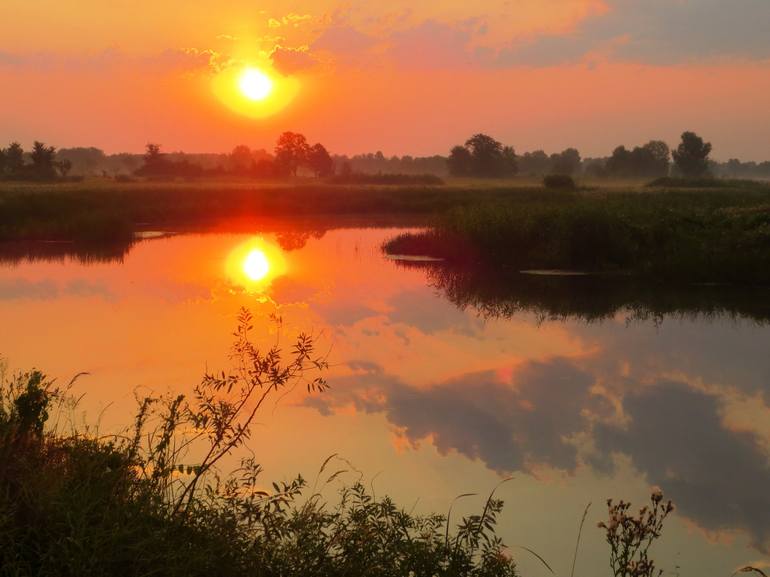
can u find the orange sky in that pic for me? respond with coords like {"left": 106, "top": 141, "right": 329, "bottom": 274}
{"left": 2, "top": 0, "right": 769, "bottom": 159}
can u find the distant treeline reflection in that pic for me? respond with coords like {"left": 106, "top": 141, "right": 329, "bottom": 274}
{"left": 403, "top": 261, "right": 770, "bottom": 324}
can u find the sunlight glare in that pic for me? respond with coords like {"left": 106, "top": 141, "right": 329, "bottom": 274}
{"left": 239, "top": 68, "right": 273, "bottom": 101}
{"left": 212, "top": 64, "right": 299, "bottom": 119}
{"left": 243, "top": 248, "right": 270, "bottom": 281}
{"left": 225, "top": 238, "right": 287, "bottom": 291}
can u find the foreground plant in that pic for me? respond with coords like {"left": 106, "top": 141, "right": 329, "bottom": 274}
{"left": 598, "top": 490, "right": 674, "bottom": 577}
{"left": 0, "top": 309, "right": 518, "bottom": 577}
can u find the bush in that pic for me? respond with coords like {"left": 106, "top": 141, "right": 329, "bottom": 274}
{"left": 543, "top": 174, "right": 576, "bottom": 189}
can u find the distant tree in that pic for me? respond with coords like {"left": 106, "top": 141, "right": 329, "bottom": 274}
{"left": 606, "top": 141, "right": 670, "bottom": 179}
{"left": 144, "top": 143, "right": 165, "bottom": 172}
{"left": 338, "top": 160, "right": 352, "bottom": 178}
{"left": 57, "top": 158, "right": 72, "bottom": 178}
{"left": 0, "top": 148, "right": 6, "bottom": 177}
{"left": 307, "top": 143, "right": 333, "bottom": 177}
{"left": 447, "top": 145, "right": 472, "bottom": 176}
{"left": 606, "top": 146, "right": 632, "bottom": 176}
{"left": 274, "top": 132, "right": 309, "bottom": 177}
{"left": 135, "top": 143, "right": 176, "bottom": 177}
{"left": 30, "top": 141, "right": 58, "bottom": 180}
{"left": 502, "top": 146, "right": 518, "bottom": 176}
{"left": 230, "top": 145, "right": 254, "bottom": 174}
{"left": 5, "top": 142, "right": 25, "bottom": 177}
{"left": 518, "top": 150, "right": 551, "bottom": 176}
{"left": 643, "top": 140, "right": 670, "bottom": 176}
{"left": 253, "top": 158, "right": 276, "bottom": 178}
{"left": 583, "top": 157, "right": 608, "bottom": 178}
{"left": 57, "top": 147, "right": 107, "bottom": 175}
{"left": 551, "top": 148, "right": 581, "bottom": 176}
{"left": 673, "top": 131, "right": 712, "bottom": 177}
{"left": 448, "top": 134, "right": 516, "bottom": 178}
{"left": 467, "top": 134, "right": 504, "bottom": 177}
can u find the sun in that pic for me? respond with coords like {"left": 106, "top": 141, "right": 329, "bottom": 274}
{"left": 243, "top": 248, "right": 271, "bottom": 281}
{"left": 239, "top": 68, "right": 273, "bottom": 101}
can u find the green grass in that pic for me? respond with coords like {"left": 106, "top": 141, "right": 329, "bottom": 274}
{"left": 384, "top": 187, "right": 770, "bottom": 284}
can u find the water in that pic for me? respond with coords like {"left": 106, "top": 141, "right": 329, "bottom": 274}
{"left": 1, "top": 226, "right": 769, "bottom": 575}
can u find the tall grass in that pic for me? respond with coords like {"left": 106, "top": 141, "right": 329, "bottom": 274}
{"left": 384, "top": 190, "right": 770, "bottom": 284}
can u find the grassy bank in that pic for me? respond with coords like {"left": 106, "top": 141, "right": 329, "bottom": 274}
{"left": 384, "top": 187, "right": 770, "bottom": 284}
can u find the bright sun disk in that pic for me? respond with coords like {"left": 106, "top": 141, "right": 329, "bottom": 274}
{"left": 239, "top": 68, "right": 273, "bottom": 101}
{"left": 243, "top": 248, "right": 270, "bottom": 281}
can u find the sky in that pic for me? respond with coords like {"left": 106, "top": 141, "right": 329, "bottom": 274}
{"left": 1, "top": 0, "right": 769, "bottom": 159}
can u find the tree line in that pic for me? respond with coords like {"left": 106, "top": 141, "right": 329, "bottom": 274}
{"left": 0, "top": 142, "right": 73, "bottom": 180}
{"left": 447, "top": 131, "right": 716, "bottom": 179}
{"left": 3, "top": 130, "right": 769, "bottom": 181}
{"left": 136, "top": 132, "right": 334, "bottom": 179}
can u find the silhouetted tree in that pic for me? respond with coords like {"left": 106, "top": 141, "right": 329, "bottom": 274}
{"left": 551, "top": 148, "right": 581, "bottom": 176}
{"left": 229, "top": 145, "right": 254, "bottom": 174}
{"left": 518, "top": 150, "right": 551, "bottom": 176}
{"left": 606, "top": 141, "right": 669, "bottom": 178}
{"left": 5, "top": 142, "right": 25, "bottom": 177}
{"left": 447, "top": 145, "right": 472, "bottom": 176}
{"left": 502, "top": 146, "right": 518, "bottom": 176}
{"left": 307, "top": 143, "right": 333, "bottom": 177}
{"left": 338, "top": 160, "right": 352, "bottom": 177}
{"left": 673, "top": 131, "right": 712, "bottom": 177}
{"left": 56, "top": 147, "right": 107, "bottom": 175}
{"left": 140, "top": 143, "right": 169, "bottom": 176}
{"left": 274, "top": 132, "right": 309, "bottom": 177}
{"left": 448, "top": 134, "right": 516, "bottom": 178}
{"left": 30, "top": 141, "right": 58, "bottom": 180}
{"left": 643, "top": 140, "right": 670, "bottom": 175}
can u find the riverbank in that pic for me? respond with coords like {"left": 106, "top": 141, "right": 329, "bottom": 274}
{"left": 384, "top": 186, "right": 770, "bottom": 285}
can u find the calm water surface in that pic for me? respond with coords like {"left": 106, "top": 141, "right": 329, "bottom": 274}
{"left": 1, "top": 227, "right": 769, "bottom": 575}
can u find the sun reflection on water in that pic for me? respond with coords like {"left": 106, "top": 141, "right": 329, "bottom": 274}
{"left": 226, "top": 238, "right": 286, "bottom": 290}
